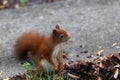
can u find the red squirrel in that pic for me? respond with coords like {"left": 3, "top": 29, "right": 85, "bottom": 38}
{"left": 13, "top": 24, "right": 70, "bottom": 72}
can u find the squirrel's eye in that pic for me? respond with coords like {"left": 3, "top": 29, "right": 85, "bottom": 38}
{"left": 60, "top": 34, "right": 64, "bottom": 38}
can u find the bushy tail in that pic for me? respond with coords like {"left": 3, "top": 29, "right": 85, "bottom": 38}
{"left": 13, "top": 33, "right": 31, "bottom": 60}
{"left": 13, "top": 32, "right": 42, "bottom": 60}
{"left": 14, "top": 44, "right": 29, "bottom": 60}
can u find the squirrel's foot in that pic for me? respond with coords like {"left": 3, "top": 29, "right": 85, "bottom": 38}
{"left": 54, "top": 66, "right": 59, "bottom": 73}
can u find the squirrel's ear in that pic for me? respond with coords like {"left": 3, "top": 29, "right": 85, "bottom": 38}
{"left": 53, "top": 29, "right": 58, "bottom": 35}
{"left": 55, "top": 24, "right": 60, "bottom": 29}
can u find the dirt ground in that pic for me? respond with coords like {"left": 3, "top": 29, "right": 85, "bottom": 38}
{"left": 0, "top": 0, "right": 120, "bottom": 78}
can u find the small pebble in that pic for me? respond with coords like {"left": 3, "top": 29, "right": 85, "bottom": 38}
{"left": 80, "top": 52, "right": 84, "bottom": 53}
{"left": 87, "top": 55, "right": 91, "bottom": 58}
{"left": 68, "top": 62, "right": 72, "bottom": 64}
{"left": 79, "top": 45, "right": 83, "bottom": 48}
{"left": 76, "top": 54, "right": 79, "bottom": 57}
{"left": 84, "top": 51, "right": 88, "bottom": 53}
{"left": 70, "top": 59, "right": 74, "bottom": 63}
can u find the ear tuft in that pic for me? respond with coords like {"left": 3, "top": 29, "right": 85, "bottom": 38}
{"left": 55, "top": 24, "right": 60, "bottom": 29}
{"left": 53, "top": 29, "right": 57, "bottom": 35}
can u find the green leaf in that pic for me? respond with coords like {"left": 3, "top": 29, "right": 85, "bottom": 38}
{"left": 23, "top": 62, "right": 31, "bottom": 72}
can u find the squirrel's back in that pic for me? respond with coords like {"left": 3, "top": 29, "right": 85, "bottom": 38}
{"left": 14, "top": 32, "right": 47, "bottom": 60}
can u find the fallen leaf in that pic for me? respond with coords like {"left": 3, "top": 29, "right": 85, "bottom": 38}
{"left": 68, "top": 73, "right": 80, "bottom": 79}
{"left": 94, "top": 68, "right": 99, "bottom": 74}
{"left": 114, "top": 69, "right": 119, "bottom": 79}
{"left": 99, "top": 62, "right": 103, "bottom": 68}
{"left": 97, "top": 50, "right": 104, "bottom": 56}
{"left": 112, "top": 42, "right": 117, "bottom": 47}
{"left": 63, "top": 54, "right": 70, "bottom": 60}
{"left": 114, "top": 64, "right": 120, "bottom": 68}
{"left": 98, "top": 76, "right": 102, "bottom": 80}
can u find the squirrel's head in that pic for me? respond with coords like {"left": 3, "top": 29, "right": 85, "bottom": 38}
{"left": 52, "top": 24, "right": 70, "bottom": 43}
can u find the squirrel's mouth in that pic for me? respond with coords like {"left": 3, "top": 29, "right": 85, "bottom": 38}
{"left": 68, "top": 36, "right": 71, "bottom": 39}
{"left": 66, "top": 36, "right": 71, "bottom": 41}
{"left": 62, "top": 37, "right": 71, "bottom": 42}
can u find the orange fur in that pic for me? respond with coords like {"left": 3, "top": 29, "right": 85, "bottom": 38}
{"left": 13, "top": 24, "right": 70, "bottom": 72}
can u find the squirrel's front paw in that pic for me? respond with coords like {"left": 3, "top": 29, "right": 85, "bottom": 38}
{"left": 54, "top": 66, "right": 59, "bottom": 73}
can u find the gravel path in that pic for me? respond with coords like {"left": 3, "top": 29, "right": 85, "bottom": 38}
{"left": 0, "top": 0, "right": 120, "bottom": 78}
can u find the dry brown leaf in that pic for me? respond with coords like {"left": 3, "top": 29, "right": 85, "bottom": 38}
{"left": 112, "top": 42, "right": 117, "bottom": 47}
{"left": 84, "top": 60, "right": 90, "bottom": 63}
{"left": 99, "top": 62, "right": 103, "bottom": 68}
{"left": 94, "top": 68, "right": 99, "bottom": 74}
{"left": 114, "top": 69, "right": 119, "bottom": 79}
{"left": 68, "top": 73, "right": 80, "bottom": 79}
{"left": 100, "top": 56, "right": 107, "bottom": 61}
{"left": 114, "top": 64, "right": 120, "bottom": 68}
{"left": 63, "top": 54, "right": 70, "bottom": 60}
{"left": 98, "top": 76, "right": 102, "bottom": 80}
{"left": 97, "top": 50, "right": 104, "bottom": 56}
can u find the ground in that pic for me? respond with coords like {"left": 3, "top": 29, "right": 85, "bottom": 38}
{"left": 0, "top": 0, "right": 120, "bottom": 78}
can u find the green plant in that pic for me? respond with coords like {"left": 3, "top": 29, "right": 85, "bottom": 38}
{"left": 23, "top": 62, "right": 31, "bottom": 72}
{"left": 22, "top": 62, "right": 65, "bottom": 80}
{"left": 20, "top": 0, "right": 27, "bottom": 6}
{"left": 43, "top": 71, "right": 55, "bottom": 80}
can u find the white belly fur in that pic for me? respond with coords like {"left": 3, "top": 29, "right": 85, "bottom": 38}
{"left": 41, "top": 44, "right": 60, "bottom": 71}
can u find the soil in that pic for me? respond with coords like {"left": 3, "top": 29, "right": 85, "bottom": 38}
{"left": 9, "top": 52, "right": 120, "bottom": 80}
